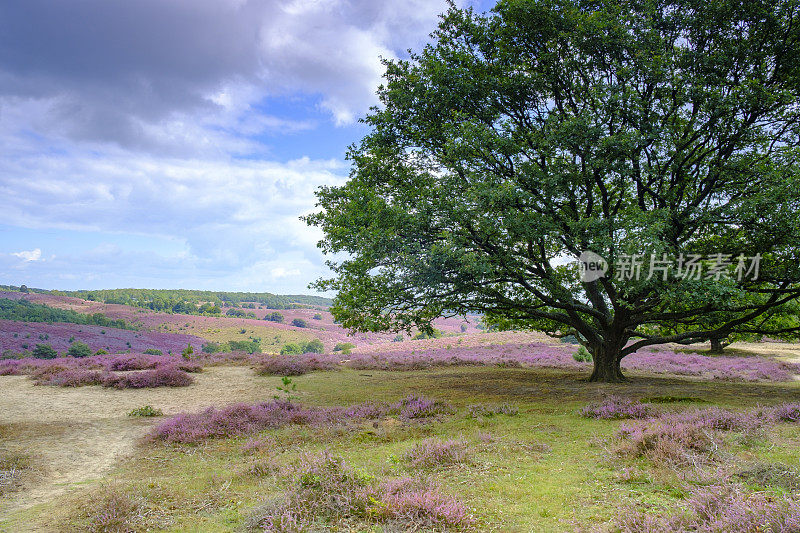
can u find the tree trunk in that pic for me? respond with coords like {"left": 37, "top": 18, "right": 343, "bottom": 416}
{"left": 588, "top": 343, "right": 627, "bottom": 383}
{"left": 709, "top": 337, "right": 725, "bottom": 354}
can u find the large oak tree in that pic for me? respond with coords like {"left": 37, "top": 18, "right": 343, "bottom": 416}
{"left": 307, "top": 0, "right": 800, "bottom": 382}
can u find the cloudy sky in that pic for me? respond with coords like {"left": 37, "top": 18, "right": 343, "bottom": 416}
{"left": 0, "top": 0, "right": 493, "bottom": 294}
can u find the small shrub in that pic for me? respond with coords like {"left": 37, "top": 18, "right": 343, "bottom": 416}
{"left": 302, "top": 339, "right": 324, "bottom": 354}
{"left": 32, "top": 343, "right": 58, "bottom": 359}
{"left": 312, "top": 313, "right": 322, "bottom": 320}
{"left": 279, "top": 343, "right": 302, "bottom": 355}
{"left": 377, "top": 476, "right": 475, "bottom": 528}
{"left": 572, "top": 345, "right": 592, "bottom": 362}
{"left": 241, "top": 438, "right": 271, "bottom": 455}
{"left": 291, "top": 318, "right": 308, "bottom": 328}
{"left": 181, "top": 344, "right": 194, "bottom": 359}
{"left": 413, "top": 329, "right": 443, "bottom": 340}
{"left": 143, "top": 348, "right": 162, "bottom": 355}
{"left": 128, "top": 405, "right": 163, "bottom": 417}
{"left": 333, "top": 342, "right": 355, "bottom": 355}
{"left": 264, "top": 312, "right": 284, "bottom": 323}
{"left": 94, "top": 349, "right": 108, "bottom": 356}
{"left": 229, "top": 339, "right": 261, "bottom": 353}
{"left": 79, "top": 486, "right": 142, "bottom": 532}
{"left": 202, "top": 342, "right": 224, "bottom": 354}
{"left": 393, "top": 334, "right": 405, "bottom": 342}
{"left": 403, "top": 439, "right": 470, "bottom": 469}
{"left": 244, "top": 458, "right": 280, "bottom": 477}
{"left": 67, "top": 341, "right": 92, "bottom": 358}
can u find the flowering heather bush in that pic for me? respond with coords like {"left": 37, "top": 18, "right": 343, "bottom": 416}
{"left": 245, "top": 452, "right": 475, "bottom": 531}
{"left": 151, "top": 401, "right": 323, "bottom": 444}
{"left": 580, "top": 396, "right": 654, "bottom": 420}
{"left": 0, "top": 353, "right": 202, "bottom": 388}
{"left": 375, "top": 476, "right": 476, "bottom": 529}
{"left": 613, "top": 403, "right": 800, "bottom": 468}
{"left": 0, "top": 360, "right": 21, "bottom": 375}
{"left": 151, "top": 395, "right": 455, "bottom": 444}
{"left": 102, "top": 366, "right": 194, "bottom": 389}
{"left": 174, "top": 360, "right": 203, "bottom": 373}
{"left": 254, "top": 354, "right": 338, "bottom": 376}
{"left": 615, "top": 407, "right": 769, "bottom": 467}
{"left": 403, "top": 439, "right": 471, "bottom": 469}
{"left": 106, "top": 354, "right": 159, "bottom": 371}
{"left": 393, "top": 394, "right": 456, "bottom": 419}
{"left": 34, "top": 368, "right": 108, "bottom": 387}
{"left": 617, "top": 484, "right": 800, "bottom": 533}
{"left": 771, "top": 403, "right": 800, "bottom": 423}
{"left": 467, "top": 403, "right": 519, "bottom": 418}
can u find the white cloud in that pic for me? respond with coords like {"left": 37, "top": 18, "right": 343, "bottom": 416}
{"left": 270, "top": 266, "right": 302, "bottom": 279}
{"left": 0, "top": 0, "right": 471, "bottom": 291}
{"left": 0, "top": 148, "right": 347, "bottom": 291}
{"left": 11, "top": 248, "right": 42, "bottom": 262}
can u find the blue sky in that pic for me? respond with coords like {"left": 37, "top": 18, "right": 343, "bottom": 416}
{"left": 0, "top": 0, "right": 495, "bottom": 294}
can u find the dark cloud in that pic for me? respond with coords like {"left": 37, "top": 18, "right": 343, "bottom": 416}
{"left": 0, "top": 0, "right": 466, "bottom": 291}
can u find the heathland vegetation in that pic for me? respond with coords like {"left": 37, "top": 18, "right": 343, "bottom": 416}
{"left": 2, "top": 0, "right": 800, "bottom": 531}
{"left": 0, "top": 284, "right": 799, "bottom": 530}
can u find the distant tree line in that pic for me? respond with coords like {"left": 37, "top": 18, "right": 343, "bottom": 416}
{"left": 0, "top": 298, "right": 136, "bottom": 330}
{"left": 0, "top": 286, "right": 333, "bottom": 317}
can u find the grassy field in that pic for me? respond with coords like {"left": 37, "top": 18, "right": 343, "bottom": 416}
{"left": 2, "top": 357, "right": 799, "bottom": 532}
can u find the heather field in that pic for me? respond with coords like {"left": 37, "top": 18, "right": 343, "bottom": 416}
{"left": 0, "top": 290, "right": 477, "bottom": 353}
{"left": 6, "top": 0, "right": 800, "bottom": 531}
{"left": 0, "top": 319, "right": 205, "bottom": 357}
{"left": 1, "top": 293, "right": 800, "bottom": 531}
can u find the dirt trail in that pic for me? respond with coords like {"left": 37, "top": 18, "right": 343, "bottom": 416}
{"left": 0, "top": 366, "right": 273, "bottom": 524}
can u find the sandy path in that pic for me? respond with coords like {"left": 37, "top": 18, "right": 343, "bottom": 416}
{"left": 0, "top": 366, "right": 273, "bottom": 521}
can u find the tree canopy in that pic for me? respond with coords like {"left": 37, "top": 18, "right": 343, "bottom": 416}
{"left": 307, "top": 0, "right": 800, "bottom": 381}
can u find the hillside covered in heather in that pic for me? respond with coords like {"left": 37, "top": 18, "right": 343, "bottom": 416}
{"left": 0, "top": 288, "right": 483, "bottom": 358}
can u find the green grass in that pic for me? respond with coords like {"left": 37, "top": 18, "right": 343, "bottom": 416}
{"left": 6, "top": 365, "right": 800, "bottom": 532}
{"left": 193, "top": 325, "right": 316, "bottom": 353}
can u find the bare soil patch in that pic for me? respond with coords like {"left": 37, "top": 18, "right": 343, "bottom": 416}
{"left": 0, "top": 366, "right": 272, "bottom": 520}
